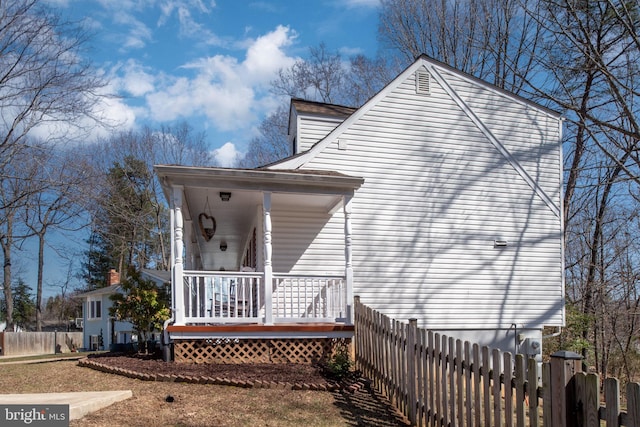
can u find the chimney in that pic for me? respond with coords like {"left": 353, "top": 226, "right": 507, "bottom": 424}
{"left": 107, "top": 269, "right": 120, "bottom": 286}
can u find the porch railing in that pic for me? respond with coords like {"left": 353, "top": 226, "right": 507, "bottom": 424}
{"left": 182, "top": 271, "right": 262, "bottom": 324}
{"left": 272, "top": 274, "right": 347, "bottom": 322}
{"left": 180, "top": 271, "right": 347, "bottom": 325}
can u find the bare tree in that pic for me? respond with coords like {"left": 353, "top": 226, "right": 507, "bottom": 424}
{"left": 79, "top": 123, "right": 214, "bottom": 287}
{"left": 0, "top": 0, "right": 106, "bottom": 164}
{"left": 0, "top": 144, "right": 44, "bottom": 329}
{"left": 345, "top": 54, "right": 398, "bottom": 106}
{"left": 244, "top": 45, "right": 391, "bottom": 167}
{"left": 0, "top": 0, "right": 107, "bottom": 328}
{"left": 378, "top": 0, "right": 543, "bottom": 94}
{"left": 271, "top": 43, "right": 351, "bottom": 105}
{"left": 378, "top": 0, "right": 640, "bottom": 378}
{"left": 524, "top": 0, "right": 640, "bottom": 374}
{"left": 238, "top": 105, "right": 290, "bottom": 168}
{"left": 22, "top": 150, "right": 89, "bottom": 330}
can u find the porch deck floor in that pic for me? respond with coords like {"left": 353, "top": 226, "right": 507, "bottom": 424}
{"left": 167, "top": 323, "right": 354, "bottom": 334}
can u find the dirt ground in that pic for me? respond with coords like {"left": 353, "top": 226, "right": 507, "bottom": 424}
{"left": 85, "top": 353, "right": 335, "bottom": 386}
{"left": 0, "top": 354, "right": 410, "bottom": 427}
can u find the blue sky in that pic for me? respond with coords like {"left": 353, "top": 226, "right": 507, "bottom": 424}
{"left": 24, "top": 0, "right": 382, "bottom": 298}
{"left": 49, "top": 0, "right": 381, "bottom": 166}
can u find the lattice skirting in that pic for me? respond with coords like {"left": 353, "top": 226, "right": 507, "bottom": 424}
{"left": 173, "top": 338, "right": 351, "bottom": 364}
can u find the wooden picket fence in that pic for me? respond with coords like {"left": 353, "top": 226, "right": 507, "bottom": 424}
{"left": 353, "top": 296, "right": 640, "bottom": 426}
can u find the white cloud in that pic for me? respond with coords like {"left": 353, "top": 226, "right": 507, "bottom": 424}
{"left": 156, "top": 0, "right": 223, "bottom": 44}
{"left": 244, "top": 25, "right": 297, "bottom": 82}
{"left": 113, "top": 11, "right": 153, "bottom": 50}
{"left": 143, "top": 25, "right": 298, "bottom": 132}
{"left": 28, "top": 83, "right": 136, "bottom": 144}
{"left": 116, "top": 60, "right": 156, "bottom": 97}
{"left": 214, "top": 142, "right": 242, "bottom": 167}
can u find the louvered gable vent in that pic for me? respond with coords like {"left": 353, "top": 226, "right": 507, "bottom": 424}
{"left": 415, "top": 68, "right": 430, "bottom": 95}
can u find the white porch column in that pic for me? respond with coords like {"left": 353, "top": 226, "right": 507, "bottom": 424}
{"left": 172, "top": 186, "right": 185, "bottom": 325}
{"left": 263, "top": 192, "right": 273, "bottom": 325}
{"left": 344, "top": 195, "right": 354, "bottom": 324}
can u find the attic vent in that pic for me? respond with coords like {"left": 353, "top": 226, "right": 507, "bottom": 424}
{"left": 415, "top": 69, "right": 431, "bottom": 95}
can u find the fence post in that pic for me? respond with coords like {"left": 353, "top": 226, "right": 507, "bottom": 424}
{"left": 549, "top": 350, "right": 583, "bottom": 427}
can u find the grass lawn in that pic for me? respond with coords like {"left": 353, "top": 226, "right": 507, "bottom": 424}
{"left": 0, "top": 360, "right": 409, "bottom": 427}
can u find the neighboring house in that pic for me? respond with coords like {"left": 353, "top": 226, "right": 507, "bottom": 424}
{"left": 156, "top": 55, "right": 564, "bottom": 363}
{"left": 78, "top": 269, "right": 170, "bottom": 351}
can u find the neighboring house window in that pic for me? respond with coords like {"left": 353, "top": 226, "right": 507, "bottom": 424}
{"left": 88, "top": 299, "right": 102, "bottom": 319}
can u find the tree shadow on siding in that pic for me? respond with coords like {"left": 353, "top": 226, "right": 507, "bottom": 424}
{"left": 353, "top": 97, "right": 563, "bottom": 338}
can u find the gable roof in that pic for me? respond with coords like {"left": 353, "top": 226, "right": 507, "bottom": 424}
{"left": 269, "top": 54, "right": 563, "bottom": 219}
{"left": 76, "top": 285, "right": 121, "bottom": 298}
{"left": 76, "top": 270, "right": 170, "bottom": 299}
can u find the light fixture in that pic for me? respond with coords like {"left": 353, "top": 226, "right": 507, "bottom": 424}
{"left": 219, "top": 192, "right": 231, "bottom": 202}
{"left": 220, "top": 241, "right": 228, "bottom": 251}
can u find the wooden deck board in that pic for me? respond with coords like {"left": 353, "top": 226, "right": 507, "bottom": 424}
{"left": 167, "top": 323, "right": 355, "bottom": 334}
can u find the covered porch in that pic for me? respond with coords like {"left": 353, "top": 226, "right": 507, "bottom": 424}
{"left": 156, "top": 166, "right": 364, "bottom": 345}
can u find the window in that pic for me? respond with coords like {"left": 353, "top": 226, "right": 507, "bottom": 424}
{"left": 88, "top": 299, "right": 102, "bottom": 319}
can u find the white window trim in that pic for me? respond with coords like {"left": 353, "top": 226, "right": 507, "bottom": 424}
{"left": 87, "top": 298, "right": 102, "bottom": 320}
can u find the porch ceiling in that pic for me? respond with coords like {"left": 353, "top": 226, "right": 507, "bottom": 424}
{"left": 183, "top": 188, "right": 344, "bottom": 270}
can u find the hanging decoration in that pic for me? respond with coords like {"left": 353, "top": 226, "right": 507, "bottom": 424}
{"left": 198, "top": 196, "right": 216, "bottom": 242}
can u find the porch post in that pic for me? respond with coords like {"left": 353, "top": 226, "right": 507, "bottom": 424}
{"left": 172, "top": 186, "right": 185, "bottom": 325}
{"left": 263, "top": 192, "right": 274, "bottom": 325}
{"left": 344, "top": 195, "right": 354, "bottom": 325}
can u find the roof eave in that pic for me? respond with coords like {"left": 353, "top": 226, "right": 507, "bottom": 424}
{"left": 155, "top": 165, "right": 364, "bottom": 195}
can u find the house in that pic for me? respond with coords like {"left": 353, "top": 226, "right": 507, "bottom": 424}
{"left": 78, "top": 269, "right": 170, "bottom": 351}
{"left": 156, "top": 55, "right": 564, "bottom": 363}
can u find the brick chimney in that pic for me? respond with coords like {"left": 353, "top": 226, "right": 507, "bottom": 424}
{"left": 107, "top": 269, "right": 120, "bottom": 286}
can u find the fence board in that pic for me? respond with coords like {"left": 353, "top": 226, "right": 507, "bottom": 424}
{"left": 456, "top": 339, "right": 463, "bottom": 427}
{"left": 449, "top": 337, "right": 456, "bottom": 426}
{"left": 408, "top": 320, "right": 417, "bottom": 425}
{"left": 575, "top": 372, "right": 586, "bottom": 426}
{"left": 504, "top": 353, "right": 513, "bottom": 427}
{"left": 605, "top": 378, "right": 620, "bottom": 427}
{"left": 465, "top": 341, "right": 472, "bottom": 427}
{"left": 527, "top": 358, "right": 539, "bottom": 427}
{"left": 435, "top": 334, "right": 442, "bottom": 426}
{"left": 493, "top": 349, "right": 502, "bottom": 427}
{"left": 542, "top": 362, "right": 552, "bottom": 427}
{"left": 515, "top": 354, "right": 526, "bottom": 427}
{"left": 473, "top": 344, "right": 481, "bottom": 427}
{"left": 483, "top": 346, "right": 491, "bottom": 427}
{"left": 428, "top": 331, "right": 435, "bottom": 427}
{"left": 442, "top": 335, "right": 449, "bottom": 427}
{"left": 627, "top": 382, "right": 640, "bottom": 427}
{"left": 585, "top": 373, "right": 600, "bottom": 427}
{"left": 416, "top": 327, "right": 425, "bottom": 427}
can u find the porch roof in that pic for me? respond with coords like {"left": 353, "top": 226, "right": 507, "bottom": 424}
{"left": 154, "top": 165, "right": 364, "bottom": 196}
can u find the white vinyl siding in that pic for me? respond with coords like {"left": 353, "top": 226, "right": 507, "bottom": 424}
{"left": 271, "top": 207, "right": 344, "bottom": 274}
{"left": 296, "top": 66, "right": 563, "bottom": 330}
{"left": 296, "top": 115, "right": 344, "bottom": 153}
{"left": 437, "top": 68, "right": 561, "bottom": 202}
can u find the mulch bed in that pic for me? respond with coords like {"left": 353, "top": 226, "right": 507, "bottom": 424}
{"left": 80, "top": 353, "right": 368, "bottom": 392}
